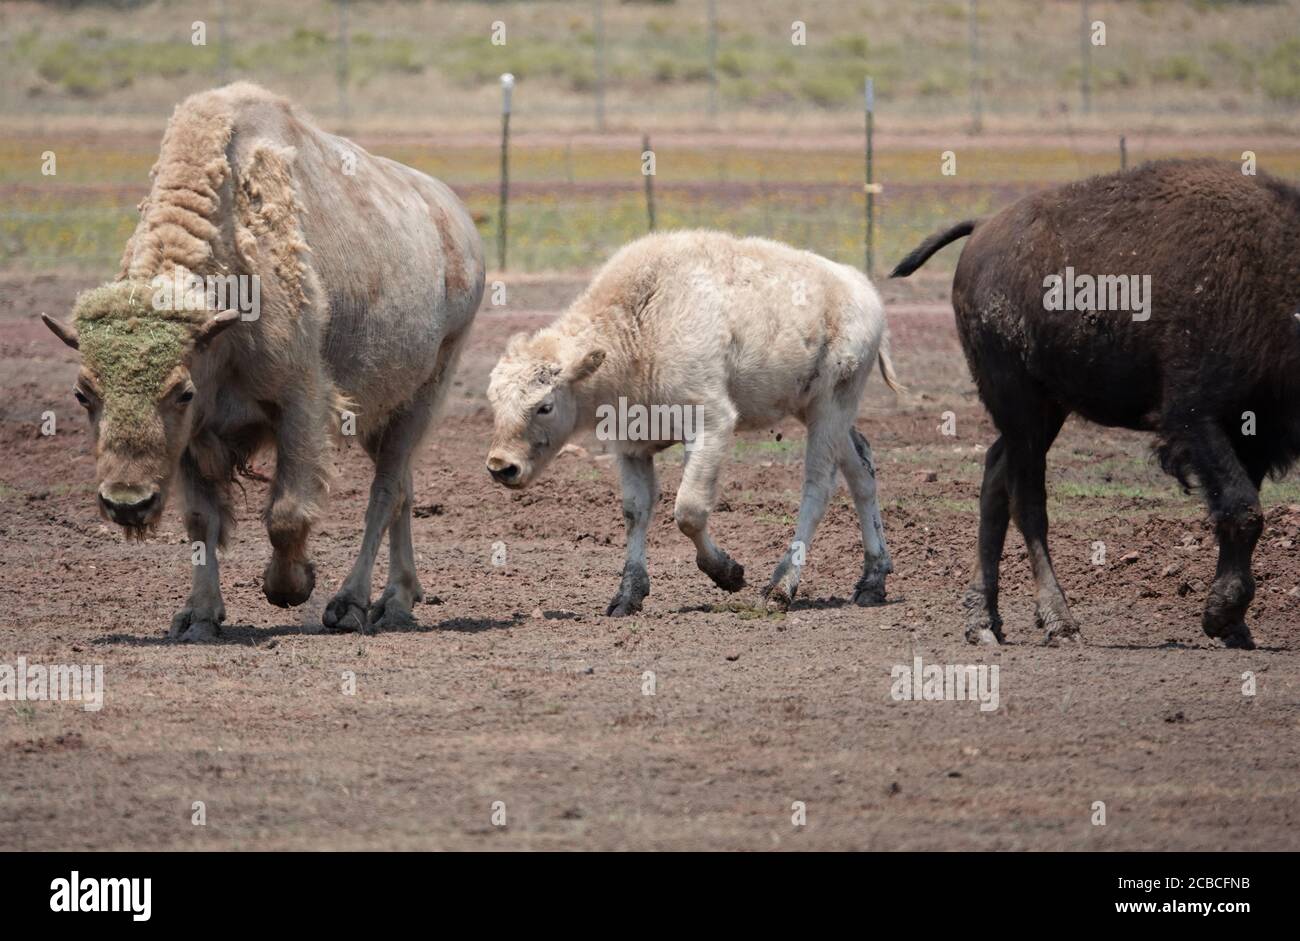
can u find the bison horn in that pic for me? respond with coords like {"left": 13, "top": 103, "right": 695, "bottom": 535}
{"left": 40, "top": 313, "right": 79, "bottom": 350}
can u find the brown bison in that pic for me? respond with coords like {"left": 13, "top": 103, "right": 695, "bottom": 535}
{"left": 41, "top": 83, "right": 485, "bottom": 640}
{"left": 892, "top": 158, "right": 1300, "bottom": 649}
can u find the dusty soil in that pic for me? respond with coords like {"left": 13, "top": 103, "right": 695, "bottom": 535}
{"left": 1, "top": 271, "right": 1298, "bottom": 851}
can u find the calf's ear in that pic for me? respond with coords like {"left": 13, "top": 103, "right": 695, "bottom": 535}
{"left": 566, "top": 349, "right": 605, "bottom": 383}
{"left": 41, "top": 314, "right": 79, "bottom": 350}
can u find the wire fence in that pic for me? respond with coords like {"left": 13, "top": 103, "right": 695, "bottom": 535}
{"left": 1, "top": 0, "right": 1297, "bottom": 277}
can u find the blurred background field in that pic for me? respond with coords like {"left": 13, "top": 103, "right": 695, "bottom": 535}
{"left": 1, "top": 0, "right": 1297, "bottom": 278}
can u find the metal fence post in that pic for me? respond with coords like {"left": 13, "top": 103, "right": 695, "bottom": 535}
{"left": 498, "top": 73, "right": 514, "bottom": 271}
{"left": 864, "top": 76, "right": 875, "bottom": 277}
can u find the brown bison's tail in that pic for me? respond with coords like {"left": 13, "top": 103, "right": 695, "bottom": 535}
{"left": 889, "top": 220, "right": 979, "bottom": 278}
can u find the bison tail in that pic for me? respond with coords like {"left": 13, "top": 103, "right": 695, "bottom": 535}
{"left": 877, "top": 338, "right": 904, "bottom": 394}
{"left": 889, "top": 220, "right": 979, "bottom": 278}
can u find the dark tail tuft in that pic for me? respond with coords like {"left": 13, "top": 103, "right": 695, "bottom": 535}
{"left": 890, "top": 220, "right": 979, "bottom": 278}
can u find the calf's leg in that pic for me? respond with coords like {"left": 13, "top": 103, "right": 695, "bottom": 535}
{"left": 963, "top": 436, "right": 1010, "bottom": 644}
{"left": 839, "top": 426, "right": 893, "bottom": 606}
{"left": 170, "top": 452, "right": 230, "bottom": 643}
{"left": 607, "top": 452, "right": 657, "bottom": 616}
{"left": 763, "top": 407, "right": 841, "bottom": 611}
{"left": 675, "top": 414, "right": 745, "bottom": 593}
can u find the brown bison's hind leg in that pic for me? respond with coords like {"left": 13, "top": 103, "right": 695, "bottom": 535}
{"left": 1180, "top": 420, "right": 1262, "bottom": 650}
{"left": 963, "top": 437, "right": 1010, "bottom": 644}
{"left": 1005, "top": 408, "right": 1079, "bottom": 645}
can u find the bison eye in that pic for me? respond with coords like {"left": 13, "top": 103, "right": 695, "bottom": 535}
{"left": 537, "top": 401, "right": 554, "bottom": 416}
{"left": 177, "top": 388, "right": 195, "bottom": 405}
{"left": 73, "top": 387, "right": 90, "bottom": 408}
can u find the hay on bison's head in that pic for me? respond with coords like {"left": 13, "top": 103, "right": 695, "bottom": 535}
{"left": 72, "top": 280, "right": 206, "bottom": 450}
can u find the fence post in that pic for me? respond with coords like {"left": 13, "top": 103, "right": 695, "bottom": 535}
{"left": 593, "top": 0, "right": 606, "bottom": 132}
{"left": 642, "top": 134, "right": 656, "bottom": 232}
{"left": 217, "top": 0, "right": 230, "bottom": 85}
{"left": 1080, "top": 0, "right": 1091, "bottom": 115}
{"left": 864, "top": 76, "right": 875, "bottom": 277}
{"left": 969, "top": 0, "right": 982, "bottom": 133}
{"left": 498, "top": 73, "right": 514, "bottom": 271}
{"left": 706, "top": 0, "right": 719, "bottom": 122}
{"left": 337, "top": 0, "right": 350, "bottom": 125}
{"left": 1120, "top": 135, "right": 1127, "bottom": 170}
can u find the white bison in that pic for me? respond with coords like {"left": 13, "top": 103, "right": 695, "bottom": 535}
{"left": 41, "top": 83, "right": 485, "bottom": 640}
{"left": 486, "top": 230, "right": 898, "bottom": 614}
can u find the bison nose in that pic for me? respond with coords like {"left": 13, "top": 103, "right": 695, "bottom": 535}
{"left": 99, "top": 488, "right": 160, "bottom": 525}
{"left": 488, "top": 461, "right": 520, "bottom": 484}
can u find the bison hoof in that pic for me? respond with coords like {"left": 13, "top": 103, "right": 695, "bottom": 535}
{"left": 169, "top": 606, "right": 224, "bottom": 643}
{"left": 701, "top": 554, "right": 746, "bottom": 593}
{"left": 963, "top": 616, "right": 1004, "bottom": 646}
{"left": 1204, "top": 614, "right": 1256, "bottom": 650}
{"left": 263, "top": 557, "right": 315, "bottom": 608}
{"left": 1040, "top": 617, "right": 1083, "bottom": 647}
{"left": 323, "top": 593, "right": 371, "bottom": 635}
{"left": 366, "top": 586, "right": 419, "bottom": 632}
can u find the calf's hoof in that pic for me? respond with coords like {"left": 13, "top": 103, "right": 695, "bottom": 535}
{"left": 263, "top": 557, "right": 316, "bottom": 608}
{"left": 852, "top": 571, "right": 888, "bottom": 606}
{"left": 700, "top": 553, "right": 746, "bottom": 593}
{"left": 763, "top": 584, "right": 793, "bottom": 613}
{"left": 169, "top": 605, "right": 224, "bottom": 643}
{"left": 324, "top": 592, "right": 373, "bottom": 635}
{"left": 606, "top": 564, "right": 649, "bottom": 616}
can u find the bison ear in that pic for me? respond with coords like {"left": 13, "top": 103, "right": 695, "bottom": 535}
{"left": 566, "top": 349, "right": 606, "bottom": 383}
{"left": 41, "top": 313, "right": 79, "bottom": 350}
{"left": 192, "top": 309, "right": 241, "bottom": 351}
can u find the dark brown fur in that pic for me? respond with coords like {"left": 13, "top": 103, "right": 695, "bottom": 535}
{"left": 893, "top": 159, "right": 1300, "bottom": 649}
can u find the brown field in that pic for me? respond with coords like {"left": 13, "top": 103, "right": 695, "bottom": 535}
{"left": 3, "top": 269, "right": 1298, "bottom": 851}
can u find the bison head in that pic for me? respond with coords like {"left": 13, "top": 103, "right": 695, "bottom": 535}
{"left": 485, "top": 330, "right": 605, "bottom": 489}
{"left": 42, "top": 280, "right": 239, "bottom": 538}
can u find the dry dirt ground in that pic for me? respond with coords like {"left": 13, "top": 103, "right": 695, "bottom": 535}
{"left": 1, "top": 271, "right": 1297, "bottom": 851}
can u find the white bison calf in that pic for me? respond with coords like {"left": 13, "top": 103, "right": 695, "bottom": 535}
{"left": 486, "top": 230, "right": 899, "bottom": 615}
